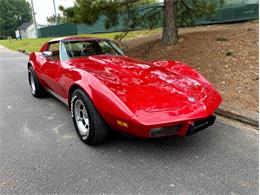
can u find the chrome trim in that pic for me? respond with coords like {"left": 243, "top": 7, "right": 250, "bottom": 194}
{"left": 74, "top": 99, "right": 90, "bottom": 137}
{"left": 45, "top": 88, "right": 68, "bottom": 106}
{"left": 29, "top": 71, "right": 36, "bottom": 93}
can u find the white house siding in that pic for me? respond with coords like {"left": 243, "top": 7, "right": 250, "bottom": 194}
{"left": 26, "top": 24, "right": 37, "bottom": 38}
{"left": 20, "top": 29, "right": 28, "bottom": 39}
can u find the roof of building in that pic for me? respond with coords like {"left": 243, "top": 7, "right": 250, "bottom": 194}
{"left": 17, "top": 22, "right": 33, "bottom": 30}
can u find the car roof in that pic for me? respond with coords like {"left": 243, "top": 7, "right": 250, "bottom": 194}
{"left": 48, "top": 36, "right": 110, "bottom": 43}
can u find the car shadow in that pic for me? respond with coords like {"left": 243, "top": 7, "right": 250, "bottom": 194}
{"left": 94, "top": 121, "right": 219, "bottom": 160}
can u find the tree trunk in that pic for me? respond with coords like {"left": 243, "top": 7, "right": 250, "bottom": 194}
{"left": 161, "top": 0, "right": 178, "bottom": 46}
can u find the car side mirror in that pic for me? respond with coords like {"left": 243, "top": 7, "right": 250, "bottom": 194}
{"left": 42, "top": 51, "right": 52, "bottom": 58}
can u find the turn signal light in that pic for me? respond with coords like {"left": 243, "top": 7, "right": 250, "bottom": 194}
{"left": 117, "top": 120, "right": 128, "bottom": 128}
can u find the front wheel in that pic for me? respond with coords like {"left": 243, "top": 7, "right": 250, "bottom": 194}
{"left": 28, "top": 66, "right": 46, "bottom": 98}
{"left": 70, "top": 89, "right": 110, "bottom": 145}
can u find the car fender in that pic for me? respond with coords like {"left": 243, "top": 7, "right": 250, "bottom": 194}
{"left": 28, "top": 52, "right": 36, "bottom": 69}
{"left": 28, "top": 52, "right": 48, "bottom": 87}
{"left": 65, "top": 68, "right": 135, "bottom": 128}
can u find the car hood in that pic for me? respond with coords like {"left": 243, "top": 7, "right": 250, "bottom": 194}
{"left": 70, "top": 55, "right": 222, "bottom": 116}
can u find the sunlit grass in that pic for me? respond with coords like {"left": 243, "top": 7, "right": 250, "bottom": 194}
{"left": 0, "top": 28, "right": 161, "bottom": 52}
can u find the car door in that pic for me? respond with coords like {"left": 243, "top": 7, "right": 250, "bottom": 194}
{"left": 40, "top": 41, "right": 62, "bottom": 95}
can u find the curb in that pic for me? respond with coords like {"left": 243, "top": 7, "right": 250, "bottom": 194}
{"left": 216, "top": 103, "right": 259, "bottom": 128}
{"left": 18, "top": 49, "right": 30, "bottom": 55}
{"left": 17, "top": 49, "right": 259, "bottom": 128}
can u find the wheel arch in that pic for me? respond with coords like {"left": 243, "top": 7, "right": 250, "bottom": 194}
{"left": 27, "top": 61, "right": 35, "bottom": 69}
{"left": 67, "top": 78, "right": 134, "bottom": 126}
{"left": 68, "top": 83, "right": 93, "bottom": 110}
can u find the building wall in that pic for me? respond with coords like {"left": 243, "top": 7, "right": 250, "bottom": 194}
{"left": 38, "top": 23, "right": 77, "bottom": 38}
{"left": 20, "top": 29, "right": 28, "bottom": 39}
{"left": 15, "top": 24, "right": 36, "bottom": 39}
{"left": 225, "top": 0, "right": 259, "bottom": 5}
{"left": 26, "top": 24, "right": 37, "bottom": 38}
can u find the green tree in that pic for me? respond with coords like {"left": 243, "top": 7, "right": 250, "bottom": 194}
{"left": 47, "top": 14, "right": 67, "bottom": 25}
{"left": 0, "top": 0, "right": 32, "bottom": 38}
{"left": 162, "top": 0, "right": 216, "bottom": 45}
{"left": 60, "top": 0, "right": 216, "bottom": 46}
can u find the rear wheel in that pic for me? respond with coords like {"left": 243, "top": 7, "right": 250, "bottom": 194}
{"left": 28, "top": 66, "right": 46, "bottom": 98}
{"left": 71, "top": 89, "right": 110, "bottom": 145}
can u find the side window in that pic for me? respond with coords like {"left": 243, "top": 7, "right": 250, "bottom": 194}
{"left": 64, "top": 41, "right": 101, "bottom": 58}
{"left": 47, "top": 42, "right": 60, "bottom": 60}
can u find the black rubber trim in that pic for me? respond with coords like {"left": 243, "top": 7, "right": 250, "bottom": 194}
{"left": 186, "top": 115, "right": 216, "bottom": 136}
{"left": 150, "top": 125, "right": 182, "bottom": 137}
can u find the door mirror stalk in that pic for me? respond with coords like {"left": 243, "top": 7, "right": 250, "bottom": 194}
{"left": 42, "top": 51, "right": 52, "bottom": 58}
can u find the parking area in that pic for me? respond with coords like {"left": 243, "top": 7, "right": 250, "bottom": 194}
{"left": 0, "top": 46, "right": 258, "bottom": 194}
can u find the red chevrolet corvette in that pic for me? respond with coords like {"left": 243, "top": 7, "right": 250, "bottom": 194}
{"left": 28, "top": 37, "right": 222, "bottom": 145}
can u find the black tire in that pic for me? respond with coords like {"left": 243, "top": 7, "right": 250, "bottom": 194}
{"left": 28, "top": 66, "right": 46, "bottom": 98}
{"left": 70, "top": 89, "right": 110, "bottom": 145}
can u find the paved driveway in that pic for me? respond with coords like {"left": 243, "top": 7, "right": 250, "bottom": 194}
{"left": 0, "top": 46, "right": 258, "bottom": 194}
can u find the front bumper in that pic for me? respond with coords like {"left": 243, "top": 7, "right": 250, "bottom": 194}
{"left": 110, "top": 114, "right": 217, "bottom": 138}
{"left": 149, "top": 115, "right": 216, "bottom": 137}
{"left": 185, "top": 115, "right": 216, "bottom": 136}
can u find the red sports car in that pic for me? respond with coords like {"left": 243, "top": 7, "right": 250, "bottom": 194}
{"left": 28, "top": 37, "right": 222, "bottom": 145}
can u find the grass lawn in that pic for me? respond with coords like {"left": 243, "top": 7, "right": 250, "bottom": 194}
{"left": 0, "top": 28, "right": 161, "bottom": 52}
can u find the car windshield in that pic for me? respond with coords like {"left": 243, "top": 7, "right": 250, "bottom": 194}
{"left": 63, "top": 40, "right": 124, "bottom": 59}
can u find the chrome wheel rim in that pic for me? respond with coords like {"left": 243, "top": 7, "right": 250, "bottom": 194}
{"left": 29, "top": 71, "right": 36, "bottom": 93}
{"left": 74, "top": 99, "right": 90, "bottom": 136}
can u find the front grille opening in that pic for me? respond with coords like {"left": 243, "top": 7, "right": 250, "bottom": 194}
{"left": 150, "top": 125, "right": 182, "bottom": 137}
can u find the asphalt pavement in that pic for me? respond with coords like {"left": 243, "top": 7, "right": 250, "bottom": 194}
{"left": 0, "top": 45, "right": 258, "bottom": 194}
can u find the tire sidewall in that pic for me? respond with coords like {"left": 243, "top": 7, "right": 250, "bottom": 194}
{"left": 28, "top": 68, "right": 36, "bottom": 96}
{"left": 28, "top": 66, "right": 45, "bottom": 97}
